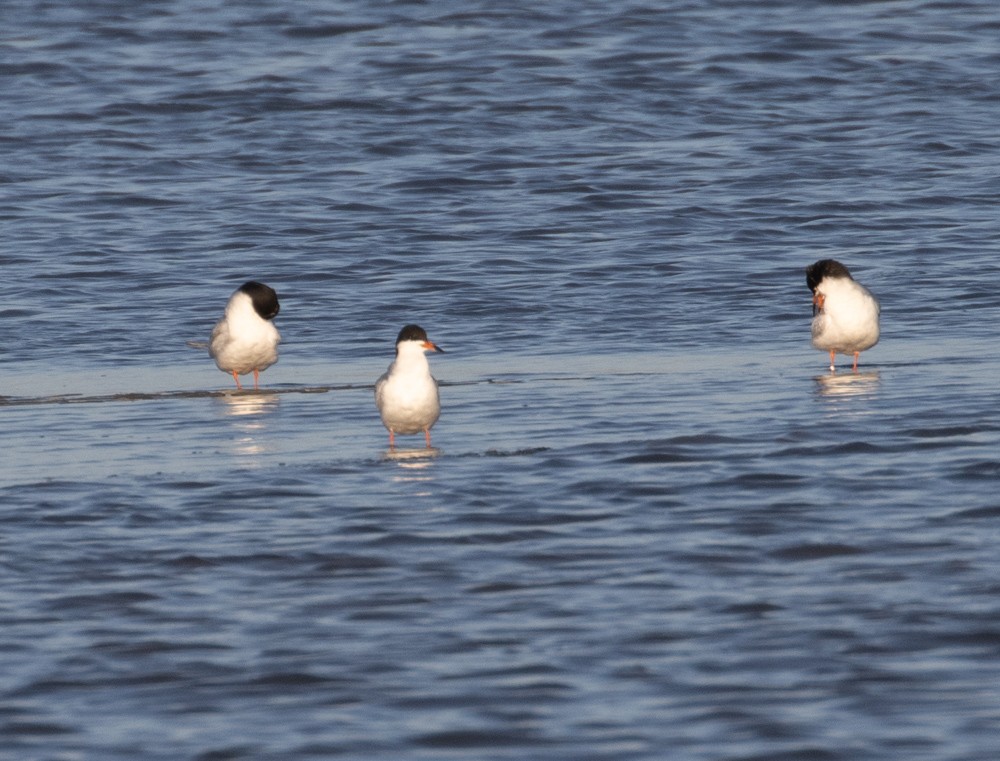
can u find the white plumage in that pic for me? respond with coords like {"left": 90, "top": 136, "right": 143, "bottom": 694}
{"left": 375, "top": 324, "right": 444, "bottom": 448}
{"left": 807, "top": 260, "right": 879, "bottom": 372}
{"left": 209, "top": 281, "right": 281, "bottom": 390}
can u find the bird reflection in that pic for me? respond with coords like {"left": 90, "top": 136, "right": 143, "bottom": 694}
{"left": 815, "top": 370, "right": 880, "bottom": 399}
{"left": 217, "top": 392, "right": 279, "bottom": 458}
{"left": 221, "top": 390, "right": 280, "bottom": 417}
{"left": 383, "top": 447, "right": 440, "bottom": 463}
{"left": 383, "top": 447, "right": 440, "bottom": 490}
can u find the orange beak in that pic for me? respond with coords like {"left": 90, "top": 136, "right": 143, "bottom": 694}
{"left": 423, "top": 341, "right": 445, "bottom": 353}
{"left": 812, "top": 291, "right": 825, "bottom": 316}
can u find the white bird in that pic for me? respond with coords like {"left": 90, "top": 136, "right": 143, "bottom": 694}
{"left": 806, "top": 259, "right": 879, "bottom": 372}
{"left": 209, "top": 281, "right": 281, "bottom": 390}
{"left": 375, "top": 324, "right": 445, "bottom": 448}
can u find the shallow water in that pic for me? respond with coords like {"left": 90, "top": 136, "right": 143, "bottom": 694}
{"left": 3, "top": 1, "right": 1000, "bottom": 759}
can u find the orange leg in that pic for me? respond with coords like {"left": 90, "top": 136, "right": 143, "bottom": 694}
{"left": 424, "top": 429, "right": 432, "bottom": 448}
{"left": 852, "top": 352, "right": 860, "bottom": 372}
{"left": 388, "top": 430, "right": 395, "bottom": 449}
{"left": 828, "top": 350, "right": 836, "bottom": 372}
{"left": 253, "top": 368, "right": 260, "bottom": 390}
{"left": 231, "top": 370, "right": 242, "bottom": 389}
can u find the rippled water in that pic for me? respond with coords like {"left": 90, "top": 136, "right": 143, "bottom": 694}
{"left": 3, "top": 1, "right": 1000, "bottom": 759}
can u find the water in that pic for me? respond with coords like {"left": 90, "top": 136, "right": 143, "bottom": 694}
{"left": 3, "top": 1, "right": 1000, "bottom": 759}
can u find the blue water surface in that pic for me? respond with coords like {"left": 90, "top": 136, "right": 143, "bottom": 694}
{"left": 2, "top": 1, "right": 1000, "bottom": 759}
